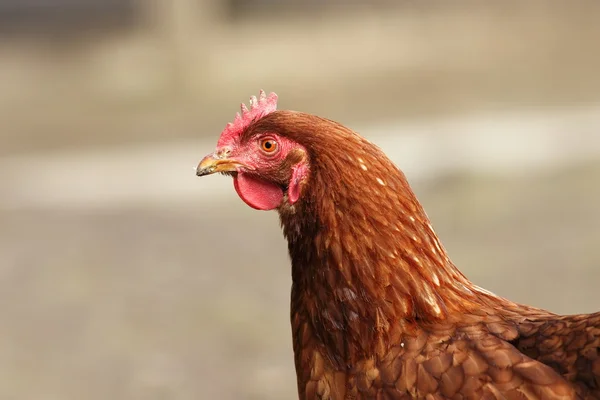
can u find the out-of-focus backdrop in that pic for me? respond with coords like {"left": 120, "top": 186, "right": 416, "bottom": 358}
{"left": 1, "top": 1, "right": 599, "bottom": 399}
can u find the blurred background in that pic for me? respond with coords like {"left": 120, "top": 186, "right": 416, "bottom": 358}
{"left": 1, "top": 1, "right": 600, "bottom": 399}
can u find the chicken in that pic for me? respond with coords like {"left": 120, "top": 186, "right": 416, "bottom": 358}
{"left": 196, "top": 91, "right": 600, "bottom": 399}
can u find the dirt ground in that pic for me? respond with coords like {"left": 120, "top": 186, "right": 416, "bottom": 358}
{"left": 0, "top": 161, "right": 599, "bottom": 399}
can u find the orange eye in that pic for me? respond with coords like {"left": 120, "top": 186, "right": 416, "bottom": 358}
{"left": 260, "top": 138, "right": 278, "bottom": 154}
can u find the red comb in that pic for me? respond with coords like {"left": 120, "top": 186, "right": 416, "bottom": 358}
{"left": 217, "top": 90, "right": 278, "bottom": 146}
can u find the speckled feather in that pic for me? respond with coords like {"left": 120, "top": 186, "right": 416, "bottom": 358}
{"left": 241, "top": 110, "right": 600, "bottom": 400}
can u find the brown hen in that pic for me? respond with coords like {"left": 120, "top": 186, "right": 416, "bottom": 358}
{"left": 196, "top": 91, "right": 600, "bottom": 400}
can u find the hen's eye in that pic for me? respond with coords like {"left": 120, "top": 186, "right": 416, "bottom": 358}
{"left": 260, "top": 138, "right": 278, "bottom": 154}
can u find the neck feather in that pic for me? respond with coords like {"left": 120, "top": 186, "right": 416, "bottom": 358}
{"left": 274, "top": 114, "right": 487, "bottom": 364}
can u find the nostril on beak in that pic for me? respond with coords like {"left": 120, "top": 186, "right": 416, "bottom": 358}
{"left": 196, "top": 152, "right": 241, "bottom": 177}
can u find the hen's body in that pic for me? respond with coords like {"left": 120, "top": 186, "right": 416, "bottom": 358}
{"left": 197, "top": 95, "right": 600, "bottom": 399}
{"left": 264, "top": 113, "right": 600, "bottom": 399}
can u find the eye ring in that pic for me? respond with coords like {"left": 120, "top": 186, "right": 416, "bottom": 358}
{"left": 259, "top": 138, "right": 279, "bottom": 154}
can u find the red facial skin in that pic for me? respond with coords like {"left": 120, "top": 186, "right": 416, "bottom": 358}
{"left": 214, "top": 132, "right": 308, "bottom": 210}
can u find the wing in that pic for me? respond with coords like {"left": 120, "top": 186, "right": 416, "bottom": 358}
{"left": 506, "top": 312, "right": 600, "bottom": 399}
{"left": 369, "top": 323, "right": 579, "bottom": 400}
{"left": 294, "top": 319, "right": 580, "bottom": 399}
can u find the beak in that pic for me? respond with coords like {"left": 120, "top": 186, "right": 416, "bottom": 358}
{"left": 196, "top": 153, "right": 241, "bottom": 177}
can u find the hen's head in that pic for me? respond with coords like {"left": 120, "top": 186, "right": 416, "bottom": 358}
{"left": 196, "top": 91, "right": 309, "bottom": 210}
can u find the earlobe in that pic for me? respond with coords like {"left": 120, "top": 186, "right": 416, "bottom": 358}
{"left": 288, "top": 162, "right": 309, "bottom": 205}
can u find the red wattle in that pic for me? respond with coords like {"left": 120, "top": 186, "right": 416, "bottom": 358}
{"left": 233, "top": 173, "right": 284, "bottom": 211}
